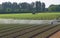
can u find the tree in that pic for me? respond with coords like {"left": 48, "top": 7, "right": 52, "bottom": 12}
{"left": 12, "top": 2, "right": 19, "bottom": 12}
{"left": 35, "top": 1, "right": 41, "bottom": 12}
{"left": 41, "top": 2, "right": 45, "bottom": 12}
{"left": 19, "top": 2, "right": 31, "bottom": 12}
{"left": 0, "top": 1, "right": 46, "bottom": 13}
{"left": 48, "top": 5, "right": 60, "bottom": 12}
{"left": 2, "top": 2, "right": 12, "bottom": 8}
{"left": 6, "top": 8, "right": 12, "bottom": 13}
{"left": 0, "top": 4, "right": 3, "bottom": 13}
{"left": 12, "top": 2, "right": 18, "bottom": 9}
{"left": 31, "top": 2, "right": 36, "bottom": 14}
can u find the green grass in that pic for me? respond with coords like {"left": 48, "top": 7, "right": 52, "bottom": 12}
{"left": 0, "top": 13, "right": 60, "bottom": 20}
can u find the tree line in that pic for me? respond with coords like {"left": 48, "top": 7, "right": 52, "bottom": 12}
{"left": 0, "top": 1, "right": 60, "bottom": 14}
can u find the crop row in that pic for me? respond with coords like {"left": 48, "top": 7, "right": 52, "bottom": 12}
{"left": 15, "top": 25, "right": 56, "bottom": 38}
{"left": 2, "top": 25, "right": 46, "bottom": 38}
{"left": 0, "top": 13, "right": 60, "bottom": 20}
{"left": 0, "top": 24, "right": 42, "bottom": 37}
{"left": 31, "top": 25, "right": 60, "bottom": 38}
{"left": 0, "top": 24, "right": 60, "bottom": 38}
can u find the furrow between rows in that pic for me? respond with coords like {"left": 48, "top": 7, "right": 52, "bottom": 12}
{"left": 3, "top": 25, "right": 46, "bottom": 38}
{"left": 32, "top": 25, "right": 60, "bottom": 38}
{"left": 15, "top": 25, "right": 55, "bottom": 38}
{"left": 0, "top": 24, "right": 40, "bottom": 37}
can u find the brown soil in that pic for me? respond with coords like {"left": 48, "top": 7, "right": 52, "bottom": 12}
{"left": 49, "top": 31, "right": 60, "bottom": 38}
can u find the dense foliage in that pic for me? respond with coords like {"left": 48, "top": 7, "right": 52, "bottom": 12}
{"left": 48, "top": 5, "right": 60, "bottom": 12}
{"left": 0, "top": 1, "right": 45, "bottom": 13}
{"left": 0, "top": 1, "right": 60, "bottom": 14}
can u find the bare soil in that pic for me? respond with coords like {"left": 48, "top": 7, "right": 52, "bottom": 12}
{"left": 49, "top": 31, "right": 60, "bottom": 38}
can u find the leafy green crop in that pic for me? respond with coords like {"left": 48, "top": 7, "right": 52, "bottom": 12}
{"left": 0, "top": 13, "right": 60, "bottom": 20}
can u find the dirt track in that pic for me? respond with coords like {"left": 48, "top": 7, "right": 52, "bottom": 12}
{"left": 0, "top": 19, "right": 54, "bottom": 24}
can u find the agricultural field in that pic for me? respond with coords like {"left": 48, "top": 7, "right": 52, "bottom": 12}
{"left": 0, "top": 24, "right": 60, "bottom": 38}
{"left": 0, "top": 13, "right": 60, "bottom": 20}
{"left": 0, "top": 13, "right": 60, "bottom": 38}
